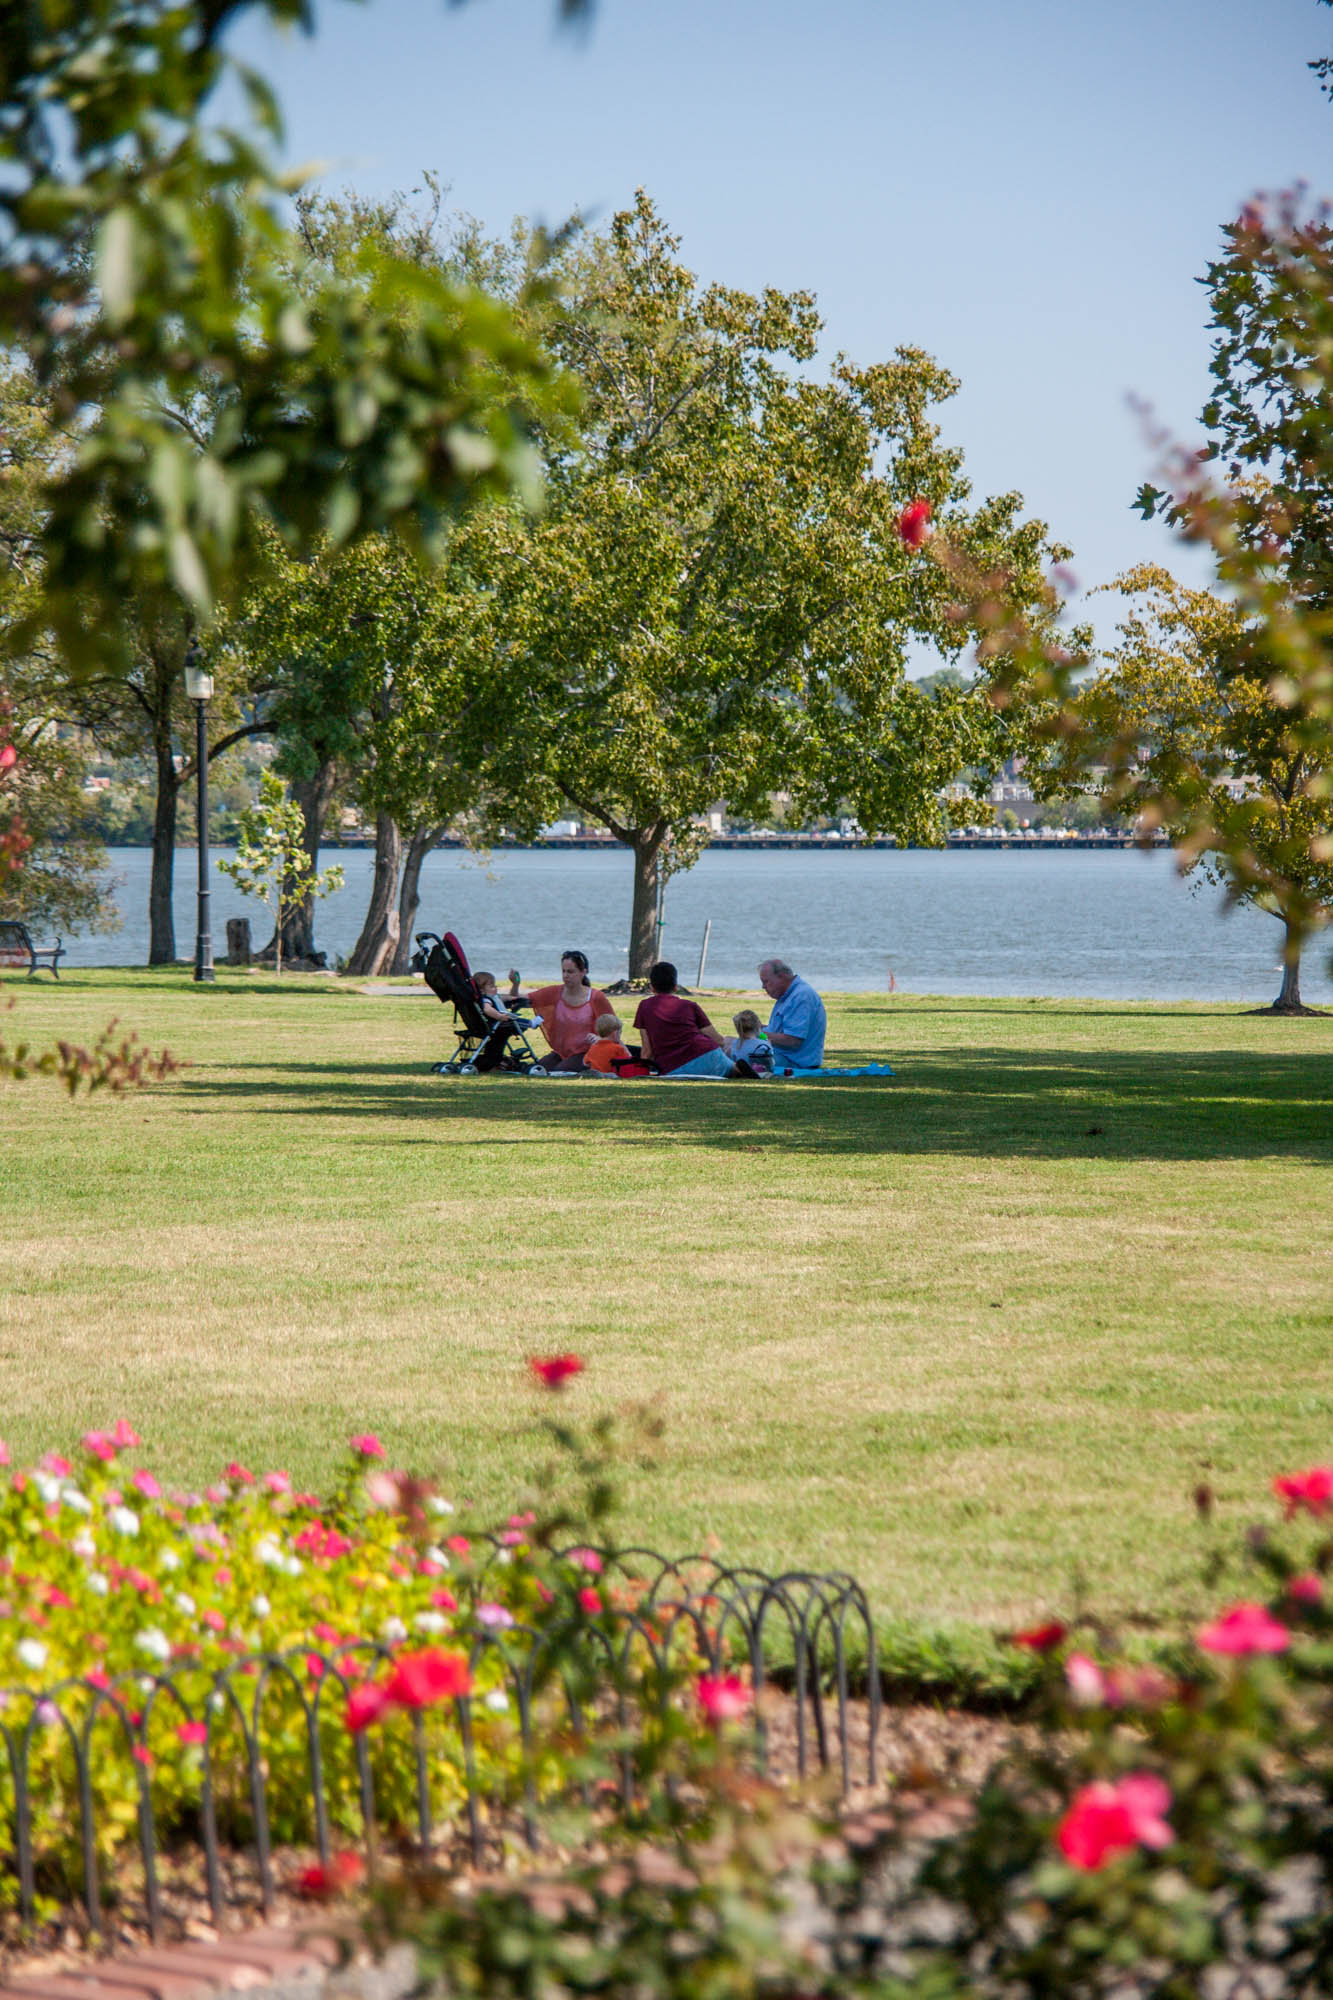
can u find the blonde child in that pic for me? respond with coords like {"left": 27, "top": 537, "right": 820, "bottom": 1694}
{"left": 722, "top": 1008, "right": 772, "bottom": 1072}
{"left": 582, "top": 1012, "right": 632, "bottom": 1075}
{"left": 472, "top": 971, "right": 514, "bottom": 1027}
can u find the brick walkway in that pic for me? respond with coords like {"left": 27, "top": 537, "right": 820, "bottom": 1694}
{"left": 0, "top": 1931, "right": 417, "bottom": 2000}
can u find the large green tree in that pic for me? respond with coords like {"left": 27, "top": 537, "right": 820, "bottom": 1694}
{"left": 229, "top": 184, "right": 570, "bottom": 971}
{"left": 1072, "top": 565, "right": 1333, "bottom": 1011}
{"left": 445, "top": 195, "right": 1068, "bottom": 976}
{"left": 0, "top": 358, "right": 273, "bottom": 961}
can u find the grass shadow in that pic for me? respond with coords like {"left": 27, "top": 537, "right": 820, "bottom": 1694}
{"left": 176, "top": 1046, "right": 1333, "bottom": 1165}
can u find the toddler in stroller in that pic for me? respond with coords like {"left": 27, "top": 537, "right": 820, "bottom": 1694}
{"left": 415, "top": 930, "right": 548, "bottom": 1075}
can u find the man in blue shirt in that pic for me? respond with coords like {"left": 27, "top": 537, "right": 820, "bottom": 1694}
{"left": 758, "top": 958, "right": 826, "bottom": 1072}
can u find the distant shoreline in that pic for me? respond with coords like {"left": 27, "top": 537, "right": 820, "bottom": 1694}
{"left": 116, "top": 831, "right": 1158, "bottom": 854}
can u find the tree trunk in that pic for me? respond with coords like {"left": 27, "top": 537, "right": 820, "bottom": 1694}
{"left": 390, "top": 822, "right": 444, "bottom": 975}
{"left": 346, "top": 812, "right": 403, "bottom": 976}
{"left": 148, "top": 737, "right": 180, "bottom": 965}
{"left": 1273, "top": 922, "right": 1304, "bottom": 1012}
{"left": 627, "top": 821, "right": 668, "bottom": 982}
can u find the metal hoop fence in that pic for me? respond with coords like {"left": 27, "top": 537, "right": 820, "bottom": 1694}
{"left": 0, "top": 1547, "right": 879, "bottom": 1942}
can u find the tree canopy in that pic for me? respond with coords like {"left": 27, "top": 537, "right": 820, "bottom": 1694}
{"left": 432, "top": 194, "right": 1069, "bottom": 974}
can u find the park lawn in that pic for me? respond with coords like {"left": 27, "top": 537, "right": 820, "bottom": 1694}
{"left": 2, "top": 967, "right": 1331, "bottom": 1668}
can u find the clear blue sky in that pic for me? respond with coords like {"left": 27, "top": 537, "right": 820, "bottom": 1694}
{"left": 231, "top": 0, "right": 1332, "bottom": 654}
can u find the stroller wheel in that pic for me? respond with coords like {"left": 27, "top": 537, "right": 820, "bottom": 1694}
{"left": 459, "top": 1062, "right": 477, "bottom": 1076}
{"left": 529, "top": 1064, "right": 548, "bottom": 1078}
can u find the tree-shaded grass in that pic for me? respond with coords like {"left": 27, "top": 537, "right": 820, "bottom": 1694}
{"left": 3, "top": 968, "right": 1331, "bottom": 1677}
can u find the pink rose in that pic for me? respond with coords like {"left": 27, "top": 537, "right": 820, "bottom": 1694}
{"left": 1057, "top": 1774, "right": 1172, "bottom": 1870}
{"left": 696, "top": 1674, "right": 751, "bottom": 1723}
{"left": 1273, "top": 1466, "right": 1333, "bottom": 1519}
{"left": 1197, "top": 1601, "right": 1290, "bottom": 1656}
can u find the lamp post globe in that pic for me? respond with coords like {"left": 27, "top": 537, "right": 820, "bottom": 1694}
{"left": 183, "top": 640, "right": 215, "bottom": 984}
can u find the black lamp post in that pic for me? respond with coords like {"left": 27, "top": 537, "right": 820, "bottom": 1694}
{"left": 183, "top": 640, "right": 215, "bottom": 983}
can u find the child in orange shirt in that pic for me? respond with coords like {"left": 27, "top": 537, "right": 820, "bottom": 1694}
{"left": 582, "top": 1013, "right": 632, "bottom": 1075}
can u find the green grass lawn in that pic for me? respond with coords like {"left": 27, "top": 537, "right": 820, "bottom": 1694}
{"left": 3, "top": 967, "right": 1331, "bottom": 1666}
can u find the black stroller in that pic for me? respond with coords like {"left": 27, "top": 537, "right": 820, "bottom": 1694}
{"left": 414, "top": 930, "right": 549, "bottom": 1076}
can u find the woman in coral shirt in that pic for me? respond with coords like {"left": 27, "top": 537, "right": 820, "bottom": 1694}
{"left": 506, "top": 952, "right": 613, "bottom": 1071}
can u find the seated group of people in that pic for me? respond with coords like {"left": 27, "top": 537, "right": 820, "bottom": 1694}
{"left": 471, "top": 951, "right": 826, "bottom": 1078}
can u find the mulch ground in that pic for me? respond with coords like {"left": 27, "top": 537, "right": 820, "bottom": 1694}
{"left": 0, "top": 1698, "right": 1018, "bottom": 1985}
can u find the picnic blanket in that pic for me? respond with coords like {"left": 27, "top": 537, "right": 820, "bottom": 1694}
{"left": 620, "top": 1061, "right": 895, "bottom": 1082}
{"left": 456, "top": 1061, "right": 896, "bottom": 1082}
{"left": 779, "top": 1063, "right": 894, "bottom": 1078}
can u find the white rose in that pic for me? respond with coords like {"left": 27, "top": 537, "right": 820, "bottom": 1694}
{"left": 109, "top": 1506, "right": 139, "bottom": 1536}
{"left": 250, "top": 1594, "right": 271, "bottom": 1619}
{"left": 380, "top": 1617, "right": 407, "bottom": 1644}
{"left": 16, "top": 1638, "right": 48, "bottom": 1672}
{"left": 72, "top": 1533, "right": 96, "bottom": 1561}
{"left": 61, "top": 1487, "right": 93, "bottom": 1515}
{"left": 424, "top": 1546, "right": 449, "bottom": 1569}
{"left": 158, "top": 1547, "right": 181, "bottom": 1572}
{"left": 484, "top": 1689, "right": 509, "bottom": 1713}
{"left": 255, "top": 1538, "right": 283, "bottom": 1569}
{"left": 87, "top": 1572, "right": 109, "bottom": 1596}
{"left": 282, "top": 1554, "right": 303, "bottom": 1577}
{"left": 426, "top": 1497, "right": 455, "bottom": 1516}
{"left": 174, "top": 1592, "right": 197, "bottom": 1617}
{"left": 413, "top": 1611, "right": 447, "bottom": 1635}
{"left": 135, "top": 1628, "right": 171, "bottom": 1663}
{"left": 33, "top": 1473, "right": 60, "bottom": 1505}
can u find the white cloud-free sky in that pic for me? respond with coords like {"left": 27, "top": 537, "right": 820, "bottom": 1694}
{"left": 230, "top": 0, "right": 1333, "bottom": 653}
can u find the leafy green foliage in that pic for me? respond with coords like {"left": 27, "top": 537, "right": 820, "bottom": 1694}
{"left": 219, "top": 769, "right": 343, "bottom": 972}
{"left": 0, "top": 1, "right": 576, "bottom": 677}
{"left": 1064, "top": 564, "right": 1333, "bottom": 1008}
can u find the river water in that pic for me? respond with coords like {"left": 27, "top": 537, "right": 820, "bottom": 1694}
{"left": 75, "top": 845, "right": 1331, "bottom": 1003}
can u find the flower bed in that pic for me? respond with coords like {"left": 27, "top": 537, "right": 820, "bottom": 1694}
{"left": 0, "top": 1412, "right": 686, "bottom": 1928}
{"left": 371, "top": 1463, "right": 1333, "bottom": 2000}
{"left": 0, "top": 1394, "right": 876, "bottom": 1945}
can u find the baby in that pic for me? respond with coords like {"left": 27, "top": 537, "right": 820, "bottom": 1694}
{"left": 722, "top": 1008, "right": 773, "bottom": 1073}
{"left": 582, "top": 1012, "right": 632, "bottom": 1075}
{"left": 473, "top": 972, "right": 520, "bottom": 1025}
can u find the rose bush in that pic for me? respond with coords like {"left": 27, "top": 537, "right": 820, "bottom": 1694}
{"left": 367, "top": 1464, "right": 1333, "bottom": 2000}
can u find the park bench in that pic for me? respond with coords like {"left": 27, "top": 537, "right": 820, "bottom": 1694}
{"left": 0, "top": 919, "right": 65, "bottom": 978}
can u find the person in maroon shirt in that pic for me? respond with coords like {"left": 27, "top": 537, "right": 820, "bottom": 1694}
{"left": 633, "top": 962, "right": 757, "bottom": 1078}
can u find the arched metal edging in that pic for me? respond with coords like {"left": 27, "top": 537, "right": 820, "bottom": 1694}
{"left": 0, "top": 1555, "right": 878, "bottom": 1934}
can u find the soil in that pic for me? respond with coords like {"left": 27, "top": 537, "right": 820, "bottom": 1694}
{"left": 0, "top": 1698, "right": 1018, "bottom": 1981}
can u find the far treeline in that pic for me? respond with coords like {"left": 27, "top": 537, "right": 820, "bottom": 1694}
{"left": 2, "top": 8, "right": 1332, "bottom": 1007}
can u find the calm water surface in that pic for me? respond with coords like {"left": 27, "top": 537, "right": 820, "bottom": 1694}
{"left": 81, "top": 845, "right": 1332, "bottom": 1004}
